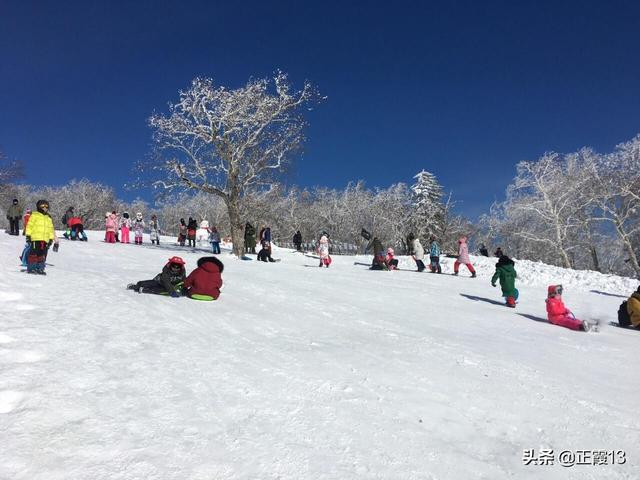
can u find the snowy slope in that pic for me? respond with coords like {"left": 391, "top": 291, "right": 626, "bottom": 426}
{"left": 0, "top": 232, "right": 638, "bottom": 480}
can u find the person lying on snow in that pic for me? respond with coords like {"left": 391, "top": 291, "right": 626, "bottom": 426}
{"left": 127, "top": 256, "right": 186, "bottom": 297}
{"left": 491, "top": 254, "right": 518, "bottom": 307}
{"left": 546, "top": 284, "right": 592, "bottom": 331}
{"left": 182, "top": 257, "right": 224, "bottom": 301}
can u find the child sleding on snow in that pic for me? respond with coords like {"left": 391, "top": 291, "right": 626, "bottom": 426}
{"left": 546, "top": 285, "right": 593, "bottom": 331}
{"left": 317, "top": 234, "right": 331, "bottom": 267}
{"left": 182, "top": 257, "right": 224, "bottom": 301}
{"left": 127, "top": 256, "right": 186, "bottom": 297}
{"left": 491, "top": 255, "right": 518, "bottom": 307}
{"left": 385, "top": 247, "right": 399, "bottom": 270}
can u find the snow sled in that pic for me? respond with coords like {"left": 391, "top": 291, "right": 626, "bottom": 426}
{"left": 189, "top": 294, "right": 217, "bottom": 301}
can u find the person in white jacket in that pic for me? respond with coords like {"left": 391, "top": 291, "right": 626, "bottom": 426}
{"left": 412, "top": 237, "right": 426, "bottom": 272}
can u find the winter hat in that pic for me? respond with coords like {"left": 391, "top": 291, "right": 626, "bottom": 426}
{"left": 12, "top": 198, "right": 18, "bottom": 204}
{"left": 458, "top": 236, "right": 467, "bottom": 244}
{"left": 123, "top": 212, "right": 129, "bottom": 219}
{"left": 26, "top": 208, "right": 31, "bottom": 213}
{"left": 105, "top": 212, "right": 111, "bottom": 218}
{"left": 387, "top": 247, "right": 394, "bottom": 255}
{"left": 547, "top": 285, "right": 563, "bottom": 297}
{"left": 168, "top": 256, "right": 185, "bottom": 266}
{"left": 136, "top": 212, "right": 142, "bottom": 219}
{"left": 36, "top": 199, "right": 50, "bottom": 213}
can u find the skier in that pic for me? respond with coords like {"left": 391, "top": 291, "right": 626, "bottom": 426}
{"left": 244, "top": 222, "right": 256, "bottom": 254}
{"left": 178, "top": 218, "right": 187, "bottom": 246}
{"left": 412, "top": 236, "right": 426, "bottom": 272}
{"left": 385, "top": 247, "right": 399, "bottom": 270}
{"left": 187, "top": 217, "right": 197, "bottom": 247}
{"left": 429, "top": 236, "right": 442, "bottom": 274}
{"left": 317, "top": 234, "right": 331, "bottom": 267}
{"left": 127, "top": 256, "right": 186, "bottom": 296}
{"left": 6, "top": 198, "right": 22, "bottom": 235}
{"left": 149, "top": 214, "right": 161, "bottom": 245}
{"left": 24, "top": 200, "right": 55, "bottom": 274}
{"left": 453, "top": 236, "right": 476, "bottom": 277}
{"left": 133, "top": 212, "right": 145, "bottom": 244}
{"left": 491, "top": 255, "right": 518, "bottom": 307}
{"left": 120, "top": 212, "right": 131, "bottom": 244}
{"left": 183, "top": 256, "right": 224, "bottom": 300}
{"left": 209, "top": 226, "right": 221, "bottom": 254}
{"left": 293, "top": 230, "right": 303, "bottom": 252}
{"left": 546, "top": 285, "right": 592, "bottom": 331}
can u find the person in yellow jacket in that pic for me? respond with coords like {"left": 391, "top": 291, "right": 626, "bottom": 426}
{"left": 627, "top": 286, "right": 640, "bottom": 328}
{"left": 24, "top": 199, "right": 55, "bottom": 275}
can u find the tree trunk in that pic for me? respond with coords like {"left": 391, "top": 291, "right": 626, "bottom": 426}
{"left": 589, "top": 245, "right": 601, "bottom": 272}
{"left": 615, "top": 221, "right": 640, "bottom": 279}
{"left": 226, "top": 196, "right": 244, "bottom": 257}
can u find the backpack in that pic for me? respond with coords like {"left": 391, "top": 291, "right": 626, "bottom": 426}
{"left": 618, "top": 301, "right": 631, "bottom": 327}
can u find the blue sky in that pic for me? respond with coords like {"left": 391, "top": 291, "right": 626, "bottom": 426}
{"left": 1, "top": 0, "right": 639, "bottom": 218}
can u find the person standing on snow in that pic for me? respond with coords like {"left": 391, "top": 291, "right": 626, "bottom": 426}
{"left": 317, "top": 234, "right": 331, "bottom": 267}
{"left": 149, "top": 214, "right": 161, "bottom": 245}
{"left": 6, "top": 198, "right": 23, "bottom": 235}
{"left": 491, "top": 255, "right": 518, "bottom": 307}
{"left": 244, "top": 222, "right": 256, "bottom": 254}
{"left": 187, "top": 217, "right": 197, "bottom": 247}
{"left": 133, "top": 212, "right": 145, "bottom": 244}
{"left": 209, "top": 226, "right": 221, "bottom": 254}
{"left": 293, "top": 230, "right": 303, "bottom": 252}
{"left": 366, "top": 236, "right": 386, "bottom": 270}
{"left": 105, "top": 212, "right": 118, "bottom": 243}
{"left": 178, "top": 218, "right": 188, "bottom": 246}
{"left": 22, "top": 208, "right": 31, "bottom": 236}
{"left": 412, "top": 236, "right": 426, "bottom": 272}
{"left": 120, "top": 212, "right": 131, "bottom": 244}
{"left": 24, "top": 199, "right": 55, "bottom": 274}
{"left": 546, "top": 285, "right": 592, "bottom": 331}
{"left": 453, "top": 236, "right": 476, "bottom": 277}
{"left": 429, "top": 236, "right": 442, "bottom": 274}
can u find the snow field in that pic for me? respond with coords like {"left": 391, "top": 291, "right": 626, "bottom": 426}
{"left": 0, "top": 232, "right": 638, "bottom": 479}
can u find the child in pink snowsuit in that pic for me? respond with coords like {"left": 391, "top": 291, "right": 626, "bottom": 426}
{"left": 453, "top": 236, "right": 476, "bottom": 277}
{"left": 317, "top": 235, "right": 331, "bottom": 267}
{"left": 105, "top": 212, "right": 117, "bottom": 243}
{"left": 546, "top": 285, "right": 588, "bottom": 331}
{"left": 385, "top": 247, "right": 399, "bottom": 270}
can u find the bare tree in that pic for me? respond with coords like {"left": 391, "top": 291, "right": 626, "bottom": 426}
{"left": 148, "top": 72, "right": 323, "bottom": 256}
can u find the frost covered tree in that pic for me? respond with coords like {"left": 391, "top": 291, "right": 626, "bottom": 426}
{"left": 148, "top": 71, "right": 322, "bottom": 256}
{"left": 410, "top": 170, "right": 444, "bottom": 240}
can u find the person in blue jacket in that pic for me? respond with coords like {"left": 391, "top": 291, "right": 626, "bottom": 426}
{"left": 429, "top": 236, "right": 442, "bottom": 273}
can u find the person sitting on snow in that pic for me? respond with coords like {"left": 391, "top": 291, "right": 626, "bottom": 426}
{"left": 546, "top": 284, "right": 592, "bottom": 331}
{"left": 623, "top": 285, "right": 640, "bottom": 328}
{"left": 491, "top": 255, "right": 518, "bottom": 307}
{"left": 385, "top": 247, "right": 399, "bottom": 270}
{"left": 127, "top": 256, "right": 186, "bottom": 297}
{"left": 182, "top": 257, "right": 224, "bottom": 301}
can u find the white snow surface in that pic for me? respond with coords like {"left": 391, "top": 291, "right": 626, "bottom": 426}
{"left": 0, "top": 232, "right": 638, "bottom": 479}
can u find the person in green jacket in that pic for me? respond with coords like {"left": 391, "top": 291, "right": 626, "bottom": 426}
{"left": 491, "top": 254, "right": 518, "bottom": 308}
{"left": 244, "top": 222, "right": 256, "bottom": 254}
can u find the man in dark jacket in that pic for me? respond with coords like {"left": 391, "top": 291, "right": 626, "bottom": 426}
{"left": 6, "top": 198, "right": 22, "bottom": 235}
{"left": 183, "top": 257, "right": 224, "bottom": 300}
{"left": 244, "top": 222, "right": 256, "bottom": 253}
{"left": 366, "top": 237, "right": 386, "bottom": 270}
{"left": 293, "top": 231, "right": 303, "bottom": 251}
{"left": 127, "top": 256, "right": 186, "bottom": 296}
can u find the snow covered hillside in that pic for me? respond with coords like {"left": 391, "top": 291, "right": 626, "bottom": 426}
{"left": 0, "top": 232, "right": 638, "bottom": 480}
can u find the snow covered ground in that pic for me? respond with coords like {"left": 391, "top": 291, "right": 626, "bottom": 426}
{"left": 0, "top": 232, "right": 638, "bottom": 480}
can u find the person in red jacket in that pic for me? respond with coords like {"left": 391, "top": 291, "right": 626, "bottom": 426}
{"left": 22, "top": 209, "right": 31, "bottom": 235}
{"left": 545, "top": 284, "right": 591, "bottom": 331}
{"left": 183, "top": 256, "right": 224, "bottom": 300}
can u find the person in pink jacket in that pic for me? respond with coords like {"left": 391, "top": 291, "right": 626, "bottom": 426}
{"left": 105, "top": 212, "right": 117, "bottom": 243}
{"left": 453, "top": 236, "right": 476, "bottom": 277}
{"left": 545, "top": 285, "right": 591, "bottom": 331}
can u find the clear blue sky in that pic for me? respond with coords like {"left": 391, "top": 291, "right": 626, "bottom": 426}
{"left": 1, "top": 0, "right": 639, "bottom": 218}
